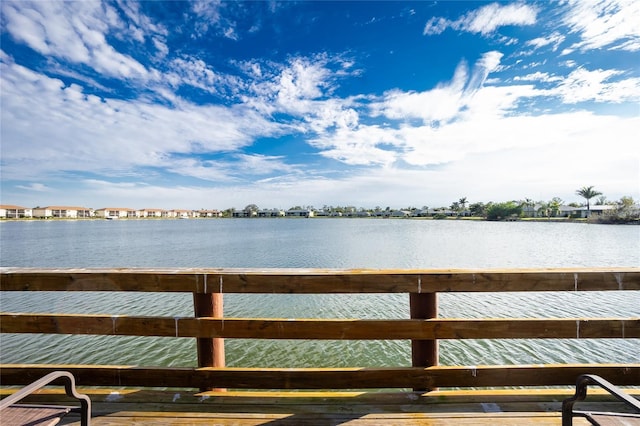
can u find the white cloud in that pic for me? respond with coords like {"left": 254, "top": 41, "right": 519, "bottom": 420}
{"left": 464, "top": 51, "right": 503, "bottom": 94}
{"left": 16, "top": 183, "right": 49, "bottom": 192}
{"left": 243, "top": 55, "right": 362, "bottom": 134}
{"left": 294, "top": 55, "right": 639, "bottom": 175}
{"left": 46, "top": 112, "right": 638, "bottom": 210}
{"left": 164, "top": 154, "right": 295, "bottom": 182}
{"left": 373, "top": 52, "right": 503, "bottom": 125}
{"left": 309, "top": 125, "right": 400, "bottom": 166}
{"left": 554, "top": 68, "right": 640, "bottom": 103}
{"left": 525, "top": 32, "right": 565, "bottom": 51}
{"left": 277, "top": 58, "right": 331, "bottom": 105}
{"left": 424, "top": 2, "right": 537, "bottom": 36}
{"left": 191, "top": 0, "right": 223, "bottom": 36}
{"left": 398, "top": 111, "right": 629, "bottom": 167}
{"left": 423, "top": 17, "right": 450, "bottom": 36}
{"left": 191, "top": 0, "right": 241, "bottom": 41}
{"left": 1, "top": 1, "right": 150, "bottom": 79}
{"left": 376, "top": 69, "right": 466, "bottom": 124}
{"left": 162, "top": 158, "right": 236, "bottom": 182}
{"left": 0, "top": 58, "right": 284, "bottom": 181}
{"left": 223, "top": 26, "right": 239, "bottom": 41}
{"left": 233, "top": 154, "right": 294, "bottom": 174}
{"left": 563, "top": 0, "right": 640, "bottom": 52}
{"left": 166, "top": 56, "right": 243, "bottom": 97}
{"left": 514, "top": 72, "right": 563, "bottom": 83}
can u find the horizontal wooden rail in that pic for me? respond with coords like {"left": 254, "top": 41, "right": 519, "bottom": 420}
{"left": 2, "top": 313, "right": 638, "bottom": 340}
{"left": 1, "top": 268, "right": 639, "bottom": 293}
{"left": 2, "top": 268, "right": 639, "bottom": 391}
{"left": 2, "top": 364, "right": 639, "bottom": 389}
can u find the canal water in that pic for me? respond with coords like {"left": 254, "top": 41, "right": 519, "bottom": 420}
{"left": 1, "top": 219, "right": 638, "bottom": 369}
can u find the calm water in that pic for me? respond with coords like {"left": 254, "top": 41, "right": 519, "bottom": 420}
{"left": 1, "top": 219, "right": 638, "bottom": 371}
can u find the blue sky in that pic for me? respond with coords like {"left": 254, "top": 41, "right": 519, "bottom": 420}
{"left": 1, "top": 0, "right": 638, "bottom": 210}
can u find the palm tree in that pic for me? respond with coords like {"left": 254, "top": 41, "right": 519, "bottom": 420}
{"left": 576, "top": 186, "right": 602, "bottom": 217}
{"left": 458, "top": 197, "right": 467, "bottom": 216}
{"left": 537, "top": 201, "right": 550, "bottom": 219}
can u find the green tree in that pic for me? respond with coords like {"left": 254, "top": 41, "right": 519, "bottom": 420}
{"left": 614, "top": 196, "right": 638, "bottom": 221}
{"left": 618, "top": 196, "right": 635, "bottom": 210}
{"left": 469, "top": 202, "right": 486, "bottom": 217}
{"left": 549, "top": 197, "right": 563, "bottom": 217}
{"left": 486, "top": 201, "right": 522, "bottom": 220}
{"left": 576, "top": 186, "right": 602, "bottom": 217}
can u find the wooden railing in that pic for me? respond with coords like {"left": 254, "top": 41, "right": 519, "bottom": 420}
{"left": 1, "top": 268, "right": 639, "bottom": 391}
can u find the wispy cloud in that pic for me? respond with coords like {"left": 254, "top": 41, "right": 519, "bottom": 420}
{"left": 309, "top": 125, "right": 400, "bottom": 166}
{"left": 514, "top": 72, "right": 563, "bottom": 83}
{"left": 165, "top": 56, "right": 243, "bottom": 98}
{"left": 164, "top": 154, "right": 296, "bottom": 183}
{"left": 525, "top": 32, "right": 565, "bottom": 51}
{"left": 554, "top": 68, "right": 640, "bottom": 103}
{"left": 0, "top": 55, "right": 284, "bottom": 181}
{"left": 372, "top": 52, "right": 503, "bottom": 125}
{"left": 16, "top": 183, "right": 49, "bottom": 192}
{"left": 1, "top": 1, "right": 151, "bottom": 80}
{"left": 424, "top": 3, "right": 537, "bottom": 36}
{"left": 562, "top": 0, "right": 640, "bottom": 52}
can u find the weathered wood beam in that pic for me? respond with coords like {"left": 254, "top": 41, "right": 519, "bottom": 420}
{"left": 1, "top": 268, "right": 638, "bottom": 293}
{"left": 2, "top": 314, "right": 638, "bottom": 339}
{"left": 2, "top": 364, "right": 638, "bottom": 389}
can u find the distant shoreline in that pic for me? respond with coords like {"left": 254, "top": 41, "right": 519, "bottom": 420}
{"left": 1, "top": 216, "right": 636, "bottom": 224}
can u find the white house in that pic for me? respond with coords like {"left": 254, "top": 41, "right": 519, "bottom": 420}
{"left": 0, "top": 205, "right": 33, "bottom": 218}
{"left": 286, "top": 209, "right": 314, "bottom": 217}
{"left": 95, "top": 208, "right": 132, "bottom": 219}
{"left": 196, "top": 209, "right": 222, "bottom": 218}
{"left": 170, "top": 209, "right": 193, "bottom": 218}
{"left": 32, "top": 206, "right": 93, "bottom": 218}
{"left": 136, "top": 208, "right": 164, "bottom": 218}
{"left": 258, "top": 209, "right": 285, "bottom": 217}
{"left": 573, "top": 205, "right": 616, "bottom": 218}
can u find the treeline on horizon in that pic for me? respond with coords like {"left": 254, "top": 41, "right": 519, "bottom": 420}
{"left": 6, "top": 187, "right": 639, "bottom": 223}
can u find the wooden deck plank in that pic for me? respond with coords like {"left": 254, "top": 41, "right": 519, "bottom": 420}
{"left": 6, "top": 389, "right": 636, "bottom": 425}
{"left": 3, "top": 389, "right": 612, "bottom": 426}
{"left": 58, "top": 413, "right": 587, "bottom": 426}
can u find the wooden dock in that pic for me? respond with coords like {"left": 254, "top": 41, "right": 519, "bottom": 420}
{"left": 1, "top": 268, "right": 639, "bottom": 425}
{"left": 4, "top": 387, "right": 640, "bottom": 425}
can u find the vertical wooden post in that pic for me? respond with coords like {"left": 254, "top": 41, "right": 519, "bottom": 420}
{"left": 410, "top": 292, "right": 438, "bottom": 391}
{"left": 193, "top": 291, "right": 225, "bottom": 391}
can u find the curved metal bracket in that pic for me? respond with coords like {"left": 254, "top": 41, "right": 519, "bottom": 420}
{"left": 0, "top": 371, "right": 91, "bottom": 426}
{"left": 562, "top": 374, "right": 640, "bottom": 426}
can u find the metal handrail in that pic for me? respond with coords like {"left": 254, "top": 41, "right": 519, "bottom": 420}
{"left": 0, "top": 371, "right": 91, "bottom": 426}
{"left": 562, "top": 374, "right": 640, "bottom": 426}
